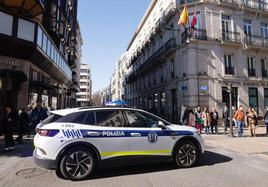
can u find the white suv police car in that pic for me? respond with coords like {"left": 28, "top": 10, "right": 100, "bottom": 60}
{"left": 33, "top": 107, "right": 204, "bottom": 180}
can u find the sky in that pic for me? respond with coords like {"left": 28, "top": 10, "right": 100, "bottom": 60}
{"left": 77, "top": 0, "right": 151, "bottom": 93}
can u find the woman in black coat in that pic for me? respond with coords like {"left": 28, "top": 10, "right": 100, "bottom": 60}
{"left": 1, "top": 106, "right": 18, "bottom": 151}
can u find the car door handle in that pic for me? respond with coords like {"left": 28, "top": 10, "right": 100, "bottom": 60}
{"left": 131, "top": 133, "right": 141, "bottom": 137}
{"left": 87, "top": 132, "right": 100, "bottom": 136}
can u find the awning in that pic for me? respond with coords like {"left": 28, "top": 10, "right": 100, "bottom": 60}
{"left": 30, "top": 80, "right": 51, "bottom": 89}
{"left": 0, "top": 69, "right": 28, "bottom": 81}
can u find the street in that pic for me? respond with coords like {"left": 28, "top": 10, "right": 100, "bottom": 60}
{"left": 1, "top": 127, "right": 268, "bottom": 187}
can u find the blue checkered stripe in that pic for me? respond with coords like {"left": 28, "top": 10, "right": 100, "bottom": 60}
{"left": 62, "top": 129, "right": 83, "bottom": 138}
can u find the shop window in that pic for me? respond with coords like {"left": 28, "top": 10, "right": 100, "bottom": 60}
{"left": 17, "top": 19, "right": 35, "bottom": 42}
{"left": 249, "top": 87, "right": 258, "bottom": 113}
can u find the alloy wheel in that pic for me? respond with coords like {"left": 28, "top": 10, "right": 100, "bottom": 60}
{"left": 177, "top": 143, "right": 197, "bottom": 167}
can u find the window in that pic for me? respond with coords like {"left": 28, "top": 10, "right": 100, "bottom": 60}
{"left": 224, "top": 54, "right": 234, "bottom": 75}
{"left": 160, "top": 66, "right": 164, "bottom": 82}
{"left": 17, "top": 19, "right": 35, "bottom": 42}
{"left": 261, "top": 59, "right": 267, "bottom": 78}
{"left": 37, "top": 26, "right": 43, "bottom": 47}
{"left": 221, "top": 15, "right": 230, "bottom": 40}
{"left": 0, "top": 11, "right": 13, "bottom": 36}
{"left": 247, "top": 57, "right": 256, "bottom": 76}
{"left": 261, "top": 23, "right": 268, "bottom": 38}
{"left": 42, "top": 34, "right": 47, "bottom": 53}
{"left": 96, "top": 110, "right": 124, "bottom": 127}
{"left": 125, "top": 111, "right": 159, "bottom": 128}
{"left": 264, "top": 88, "right": 268, "bottom": 108}
{"left": 56, "top": 112, "right": 95, "bottom": 125}
{"left": 249, "top": 88, "right": 258, "bottom": 113}
{"left": 244, "top": 19, "right": 252, "bottom": 44}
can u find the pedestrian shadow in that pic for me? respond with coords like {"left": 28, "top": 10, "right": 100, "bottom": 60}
{"left": 57, "top": 150, "right": 232, "bottom": 181}
{"left": 0, "top": 138, "right": 34, "bottom": 158}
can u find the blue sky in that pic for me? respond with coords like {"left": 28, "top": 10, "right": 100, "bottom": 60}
{"left": 77, "top": 0, "right": 151, "bottom": 93}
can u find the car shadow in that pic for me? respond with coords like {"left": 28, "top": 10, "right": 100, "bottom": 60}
{"left": 58, "top": 150, "right": 232, "bottom": 181}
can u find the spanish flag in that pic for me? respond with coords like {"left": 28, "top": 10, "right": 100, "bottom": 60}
{"left": 178, "top": 1, "right": 188, "bottom": 27}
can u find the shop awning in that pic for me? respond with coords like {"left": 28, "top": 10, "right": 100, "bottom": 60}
{"left": 0, "top": 69, "right": 28, "bottom": 81}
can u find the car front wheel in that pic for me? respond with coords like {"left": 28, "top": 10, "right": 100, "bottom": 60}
{"left": 174, "top": 140, "right": 198, "bottom": 168}
{"left": 59, "top": 147, "right": 95, "bottom": 180}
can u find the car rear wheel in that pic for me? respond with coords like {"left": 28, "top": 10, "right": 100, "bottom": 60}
{"left": 174, "top": 140, "right": 198, "bottom": 168}
{"left": 59, "top": 147, "right": 95, "bottom": 180}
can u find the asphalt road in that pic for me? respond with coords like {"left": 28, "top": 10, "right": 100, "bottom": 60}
{"left": 1, "top": 136, "right": 268, "bottom": 187}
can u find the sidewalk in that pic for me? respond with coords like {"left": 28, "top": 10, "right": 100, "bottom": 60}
{"left": 203, "top": 126, "right": 268, "bottom": 156}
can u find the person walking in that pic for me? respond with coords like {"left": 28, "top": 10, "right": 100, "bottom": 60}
{"left": 17, "top": 107, "right": 30, "bottom": 144}
{"left": 264, "top": 107, "right": 268, "bottom": 135}
{"left": 246, "top": 107, "right": 257, "bottom": 137}
{"left": 195, "top": 107, "right": 203, "bottom": 133}
{"left": 1, "top": 106, "right": 18, "bottom": 151}
{"left": 210, "top": 107, "right": 219, "bottom": 134}
{"left": 31, "top": 103, "right": 48, "bottom": 130}
{"left": 233, "top": 106, "right": 245, "bottom": 137}
{"left": 202, "top": 107, "right": 210, "bottom": 134}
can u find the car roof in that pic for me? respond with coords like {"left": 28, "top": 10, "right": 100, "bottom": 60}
{"left": 50, "top": 107, "right": 171, "bottom": 125}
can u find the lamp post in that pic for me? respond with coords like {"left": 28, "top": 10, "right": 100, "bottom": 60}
{"left": 227, "top": 83, "right": 234, "bottom": 137}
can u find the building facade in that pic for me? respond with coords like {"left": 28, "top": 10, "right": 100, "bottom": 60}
{"left": 77, "top": 63, "right": 92, "bottom": 106}
{"left": 0, "top": 0, "right": 80, "bottom": 114}
{"left": 124, "top": 0, "right": 268, "bottom": 123}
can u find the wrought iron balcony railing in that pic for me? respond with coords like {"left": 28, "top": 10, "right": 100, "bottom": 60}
{"left": 248, "top": 68, "right": 256, "bottom": 77}
{"left": 225, "top": 67, "right": 235, "bottom": 75}
{"left": 221, "top": 31, "right": 241, "bottom": 43}
{"left": 181, "top": 29, "right": 207, "bottom": 44}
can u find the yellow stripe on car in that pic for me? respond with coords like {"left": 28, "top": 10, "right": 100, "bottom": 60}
{"left": 101, "top": 150, "right": 171, "bottom": 157}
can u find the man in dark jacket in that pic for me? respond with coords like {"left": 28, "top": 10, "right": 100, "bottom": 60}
{"left": 210, "top": 107, "right": 219, "bottom": 134}
{"left": 1, "top": 106, "right": 18, "bottom": 151}
{"left": 17, "top": 108, "right": 30, "bottom": 144}
{"left": 31, "top": 103, "right": 48, "bottom": 129}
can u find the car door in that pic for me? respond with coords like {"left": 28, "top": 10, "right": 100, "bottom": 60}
{"left": 124, "top": 110, "right": 173, "bottom": 156}
{"left": 86, "top": 109, "right": 130, "bottom": 159}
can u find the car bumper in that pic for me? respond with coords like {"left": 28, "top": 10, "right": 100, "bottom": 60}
{"left": 33, "top": 148, "right": 57, "bottom": 169}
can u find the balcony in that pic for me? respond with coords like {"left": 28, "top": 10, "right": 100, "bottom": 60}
{"left": 248, "top": 69, "right": 256, "bottom": 77}
{"left": 0, "top": 11, "right": 72, "bottom": 84}
{"left": 225, "top": 66, "right": 235, "bottom": 75}
{"left": 181, "top": 29, "right": 207, "bottom": 44}
{"left": 217, "top": 0, "right": 268, "bottom": 13}
{"left": 126, "top": 38, "right": 177, "bottom": 83}
{"left": 262, "top": 69, "right": 268, "bottom": 77}
{"left": 244, "top": 35, "right": 268, "bottom": 48}
{"left": 221, "top": 31, "right": 241, "bottom": 43}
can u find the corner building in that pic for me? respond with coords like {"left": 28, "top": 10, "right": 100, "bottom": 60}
{"left": 125, "top": 0, "right": 268, "bottom": 123}
{"left": 0, "top": 0, "right": 80, "bottom": 115}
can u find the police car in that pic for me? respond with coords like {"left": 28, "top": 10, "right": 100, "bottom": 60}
{"left": 33, "top": 107, "right": 204, "bottom": 180}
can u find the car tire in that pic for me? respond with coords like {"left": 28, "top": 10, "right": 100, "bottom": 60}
{"left": 59, "top": 147, "right": 96, "bottom": 180}
{"left": 173, "top": 140, "right": 198, "bottom": 168}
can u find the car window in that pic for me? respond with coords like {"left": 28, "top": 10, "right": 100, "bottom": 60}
{"left": 95, "top": 110, "right": 124, "bottom": 127}
{"left": 56, "top": 111, "right": 95, "bottom": 125}
{"left": 43, "top": 114, "right": 62, "bottom": 124}
{"left": 125, "top": 111, "right": 159, "bottom": 128}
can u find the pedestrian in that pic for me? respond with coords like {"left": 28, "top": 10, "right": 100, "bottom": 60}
{"left": 1, "top": 106, "right": 18, "bottom": 151}
{"left": 202, "top": 107, "right": 210, "bottom": 134}
{"left": 195, "top": 107, "right": 203, "bottom": 134}
{"left": 263, "top": 107, "right": 268, "bottom": 135}
{"left": 31, "top": 103, "right": 48, "bottom": 130}
{"left": 17, "top": 107, "right": 30, "bottom": 144}
{"left": 188, "top": 108, "right": 195, "bottom": 127}
{"left": 246, "top": 107, "right": 257, "bottom": 137}
{"left": 223, "top": 105, "right": 230, "bottom": 134}
{"left": 182, "top": 106, "right": 190, "bottom": 125}
{"left": 210, "top": 107, "right": 219, "bottom": 134}
{"left": 233, "top": 105, "right": 245, "bottom": 137}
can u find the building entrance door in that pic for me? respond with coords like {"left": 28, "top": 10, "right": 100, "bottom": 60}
{"left": 222, "top": 87, "right": 238, "bottom": 110}
{"left": 171, "top": 89, "right": 178, "bottom": 123}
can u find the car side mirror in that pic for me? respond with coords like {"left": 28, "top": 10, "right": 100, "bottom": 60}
{"left": 158, "top": 121, "right": 166, "bottom": 129}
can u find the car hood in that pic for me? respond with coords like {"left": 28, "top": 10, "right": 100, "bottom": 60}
{"left": 166, "top": 124, "right": 197, "bottom": 133}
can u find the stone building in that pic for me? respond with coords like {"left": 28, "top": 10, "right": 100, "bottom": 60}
{"left": 77, "top": 63, "right": 92, "bottom": 106}
{"left": 124, "top": 0, "right": 268, "bottom": 123}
